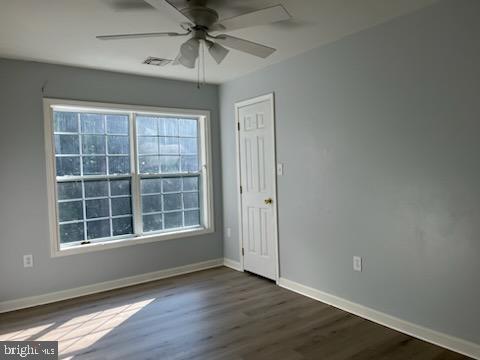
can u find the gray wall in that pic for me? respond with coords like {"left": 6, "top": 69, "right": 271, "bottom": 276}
{"left": 220, "top": 0, "right": 480, "bottom": 344}
{"left": 0, "top": 59, "right": 222, "bottom": 302}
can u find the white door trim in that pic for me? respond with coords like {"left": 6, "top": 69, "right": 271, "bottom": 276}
{"left": 234, "top": 93, "right": 279, "bottom": 282}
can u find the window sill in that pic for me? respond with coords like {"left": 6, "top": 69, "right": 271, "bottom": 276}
{"left": 51, "top": 226, "right": 213, "bottom": 257}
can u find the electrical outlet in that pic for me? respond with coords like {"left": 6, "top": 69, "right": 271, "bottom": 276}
{"left": 277, "top": 163, "right": 284, "bottom": 176}
{"left": 226, "top": 227, "right": 231, "bottom": 238}
{"left": 23, "top": 254, "right": 33, "bottom": 268}
{"left": 353, "top": 256, "right": 362, "bottom": 272}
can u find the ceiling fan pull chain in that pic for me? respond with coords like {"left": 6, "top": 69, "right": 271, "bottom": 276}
{"left": 197, "top": 49, "right": 200, "bottom": 89}
{"left": 202, "top": 40, "right": 206, "bottom": 85}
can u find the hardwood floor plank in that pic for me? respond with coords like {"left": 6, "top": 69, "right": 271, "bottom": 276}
{"left": 0, "top": 267, "right": 472, "bottom": 360}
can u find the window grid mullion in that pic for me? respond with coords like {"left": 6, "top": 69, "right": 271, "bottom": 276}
{"left": 104, "top": 115, "right": 109, "bottom": 177}
{"left": 59, "top": 213, "right": 133, "bottom": 226}
{"left": 77, "top": 113, "right": 88, "bottom": 241}
{"left": 81, "top": 180, "right": 87, "bottom": 241}
{"left": 138, "top": 172, "right": 201, "bottom": 179}
{"left": 181, "top": 178, "right": 185, "bottom": 227}
{"left": 131, "top": 112, "right": 143, "bottom": 236}
{"left": 108, "top": 176, "right": 114, "bottom": 238}
{"left": 56, "top": 174, "right": 131, "bottom": 182}
{"left": 78, "top": 113, "right": 83, "bottom": 176}
{"left": 161, "top": 179, "right": 165, "bottom": 231}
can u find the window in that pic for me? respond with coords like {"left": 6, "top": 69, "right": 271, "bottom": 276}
{"left": 44, "top": 99, "right": 213, "bottom": 256}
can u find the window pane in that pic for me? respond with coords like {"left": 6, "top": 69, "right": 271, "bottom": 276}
{"left": 110, "top": 179, "right": 131, "bottom": 196}
{"left": 164, "top": 193, "right": 182, "bottom": 211}
{"left": 141, "top": 178, "right": 161, "bottom": 194}
{"left": 138, "top": 136, "right": 158, "bottom": 155}
{"left": 53, "top": 109, "right": 136, "bottom": 248}
{"left": 139, "top": 155, "right": 159, "bottom": 174}
{"left": 143, "top": 214, "right": 162, "bottom": 232}
{"left": 82, "top": 135, "right": 105, "bottom": 155}
{"left": 142, "top": 195, "right": 162, "bottom": 213}
{"left": 109, "top": 156, "right": 130, "bottom": 175}
{"left": 112, "top": 217, "right": 133, "bottom": 236}
{"left": 54, "top": 112, "right": 78, "bottom": 133}
{"left": 86, "top": 198, "right": 109, "bottom": 219}
{"left": 83, "top": 156, "right": 107, "bottom": 175}
{"left": 57, "top": 181, "right": 82, "bottom": 200}
{"left": 159, "top": 118, "right": 178, "bottom": 136}
{"left": 164, "top": 212, "right": 183, "bottom": 229}
{"left": 55, "top": 135, "right": 79, "bottom": 155}
{"left": 111, "top": 197, "right": 132, "bottom": 216}
{"left": 58, "top": 201, "right": 83, "bottom": 222}
{"left": 183, "top": 192, "right": 199, "bottom": 209}
{"left": 106, "top": 115, "right": 128, "bottom": 134}
{"left": 184, "top": 210, "right": 200, "bottom": 226}
{"left": 84, "top": 180, "right": 108, "bottom": 198}
{"left": 81, "top": 114, "right": 104, "bottom": 134}
{"left": 87, "top": 219, "right": 110, "bottom": 239}
{"left": 159, "top": 137, "right": 179, "bottom": 155}
{"left": 140, "top": 175, "right": 203, "bottom": 232}
{"left": 179, "top": 138, "right": 197, "bottom": 155}
{"left": 108, "top": 135, "right": 129, "bottom": 155}
{"left": 183, "top": 177, "right": 198, "bottom": 191}
{"left": 162, "top": 178, "right": 181, "bottom": 193}
{"left": 179, "top": 119, "right": 197, "bottom": 137}
{"left": 181, "top": 156, "right": 198, "bottom": 172}
{"left": 53, "top": 108, "right": 205, "bottom": 246}
{"left": 60, "top": 222, "right": 84, "bottom": 243}
{"left": 137, "top": 116, "right": 157, "bottom": 135}
{"left": 160, "top": 156, "right": 180, "bottom": 173}
{"left": 56, "top": 157, "right": 81, "bottom": 176}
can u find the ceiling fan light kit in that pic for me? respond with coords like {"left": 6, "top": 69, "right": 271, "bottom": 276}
{"left": 97, "top": 0, "right": 291, "bottom": 83}
{"left": 207, "top": 41, "right": 229, "bottom": 65}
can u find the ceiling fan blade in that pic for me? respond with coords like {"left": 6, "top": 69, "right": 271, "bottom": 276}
{"left": 144, "top": 0, "right": 193, "bottom": 24}
{"left": 213, "top": 35, "right": 276, "bottom": 58}
{"left": 96, "top": 31, "right": 188, "bottom": 40}
{"left": 208, "top": 23, "right": 226, "bottom": 32}
{"left": 177, "top": 38, "right": 200, "bottom": 68}
{"left": 215, "top": 5, "right": 290, "bottom": 32}
{"left": 104, "top": 0, "right": 153, "bottom": 11}
{"left": 206, "top": 40, "right": 229, "bottom": 64}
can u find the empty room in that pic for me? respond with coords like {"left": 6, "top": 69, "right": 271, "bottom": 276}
{"left": 0, "top": 0, "right": 479, "bottom": 359}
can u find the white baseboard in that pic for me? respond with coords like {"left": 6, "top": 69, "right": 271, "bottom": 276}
{"left": 223, "top": 258, "right": 243, "bottom": 271}
{"left": 278, "top": 278, "right": 480, "bottom": 360}
{"left": 0, "top": 258, "right": 224, "bottom": 314}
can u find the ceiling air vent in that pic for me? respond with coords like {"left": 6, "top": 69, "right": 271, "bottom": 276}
{"left": 143, "top": 57, "right": 172, "bottom": 66}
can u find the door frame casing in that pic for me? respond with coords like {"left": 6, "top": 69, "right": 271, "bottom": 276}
{"left": 234, "top": 93, "right": 280, "bottom": 282}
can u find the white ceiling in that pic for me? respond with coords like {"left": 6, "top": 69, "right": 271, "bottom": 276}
{"left": 0, "top": 0, "right": 437, "bottom": 84}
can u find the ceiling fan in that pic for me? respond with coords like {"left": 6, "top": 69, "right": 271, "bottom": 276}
{"left": 97, "top": 0, "right": 291, "bottom": 69}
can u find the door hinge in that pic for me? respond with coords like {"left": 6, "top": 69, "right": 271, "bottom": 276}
{"left": 240, "top": 185, "right": 243, "bottom": 194}
{"left": 242, "top": 248, "right": 245, "bottom": 256}
{"left": 237, "top": 122, "right": 240, "bottom": 131}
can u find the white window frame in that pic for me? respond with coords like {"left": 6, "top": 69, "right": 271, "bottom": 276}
{"left": 44, "top": 98, "right": 214, "bottom": 257}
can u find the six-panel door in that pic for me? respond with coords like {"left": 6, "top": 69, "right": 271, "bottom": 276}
{"left": 238, "top": 98, "right": 276, "bottom": 280}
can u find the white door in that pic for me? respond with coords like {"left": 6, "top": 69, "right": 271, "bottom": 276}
{"left": 236, "top": 94, "right": 278, "bottom": 280}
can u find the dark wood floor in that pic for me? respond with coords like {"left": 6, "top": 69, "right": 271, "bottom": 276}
{"left": 0, "top": 267, "right": 471, "bottom": 360}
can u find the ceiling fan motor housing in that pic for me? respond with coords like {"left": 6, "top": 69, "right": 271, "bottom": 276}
{"left": 182, "top": 6, "right": 219, "bottom": 29}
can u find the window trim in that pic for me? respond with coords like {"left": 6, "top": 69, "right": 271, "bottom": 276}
{"left": 44, "top": 98, "right": 214, "bottom": 257}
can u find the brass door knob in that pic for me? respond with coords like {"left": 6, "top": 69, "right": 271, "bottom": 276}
{"left": 264, "top": 198, "right": 273, "bottom": 205}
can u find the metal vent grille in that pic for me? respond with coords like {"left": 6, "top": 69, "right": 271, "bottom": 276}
{"left": 143, "top": 57, "right": 172, "bottom": 66}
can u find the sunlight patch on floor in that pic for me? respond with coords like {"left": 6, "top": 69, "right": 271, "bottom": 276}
{"left": 0, "top": 298, "right": 156, "bottom": 359}
{"left": 0, "top": 323, "right": 56, "bottom": 341}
